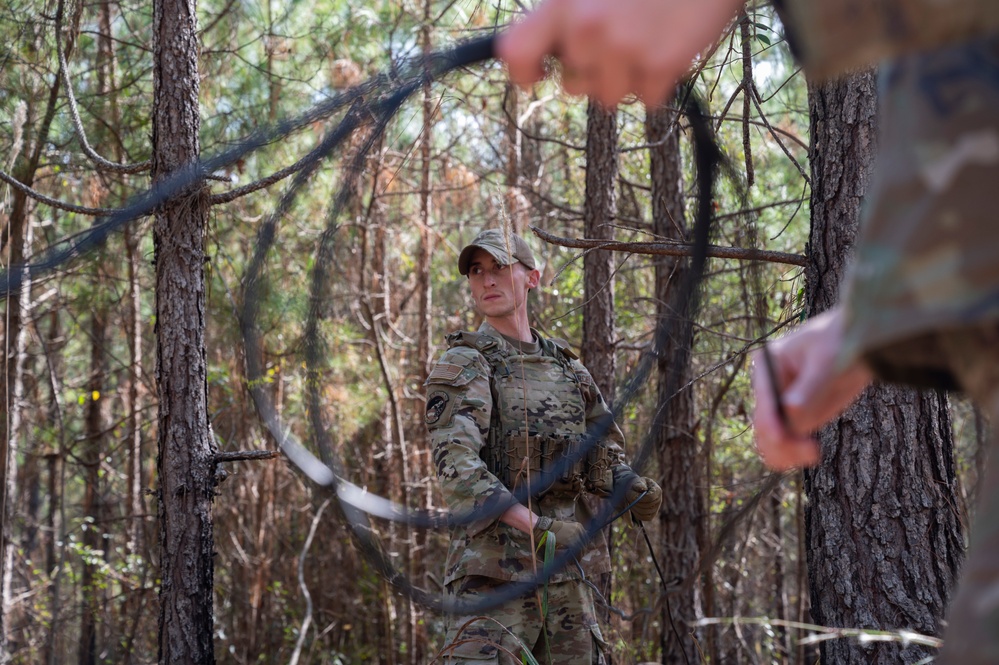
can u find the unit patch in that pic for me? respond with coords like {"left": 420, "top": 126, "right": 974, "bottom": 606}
{"left": 425, "top": 390, "right": 451, "bottom": 425}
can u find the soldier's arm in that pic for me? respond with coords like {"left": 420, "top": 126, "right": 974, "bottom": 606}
{"left": 426, "top": 346, "right": 520, "bottom": 536}
{"left": 775, "top": 0, "right": 999, "bottom": 81}
{"left": 575, "top": 360, "right": 665, "bottom": 519}
{"left": 574, "top": 360, "right": 627, "bottom": 465}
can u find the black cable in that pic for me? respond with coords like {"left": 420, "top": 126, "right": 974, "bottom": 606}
{"left": 640, "top": 520, "right": 693, "bottom": 665}
{"left": 240, "top": 90, "right": 723, "bottom": 617}
{"left": 762, "top": 343, "right": 790, "bottom": 429}
{"left": 0, "top": 35, "right": 497, "bottom": 296}
{"left": 4, "top": 18, "right": 728, "bottom": 629}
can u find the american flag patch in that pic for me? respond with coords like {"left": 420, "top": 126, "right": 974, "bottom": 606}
{"left": 428, "top": 363, "right": 462, "bottom": 383}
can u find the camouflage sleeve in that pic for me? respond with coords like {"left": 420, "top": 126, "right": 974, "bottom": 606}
{"left": 425, "top": 346, "right": 516, "bottom": 537}
{"left": 774, "top": 0, "right": 999, "bottom": 80}
{"left": 572, "top": 360, "right": 627, "bottom": 467}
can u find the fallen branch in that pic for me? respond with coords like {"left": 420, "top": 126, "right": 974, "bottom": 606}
{"left": 531, "top": 226, "right": 807, "bottom": 267}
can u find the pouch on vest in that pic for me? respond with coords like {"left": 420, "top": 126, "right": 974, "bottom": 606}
{"left": 585, "top": 440, "right": 613, "bottom": 496}
{"left": 496, "top": 431, "right": 557, "bottom": 497}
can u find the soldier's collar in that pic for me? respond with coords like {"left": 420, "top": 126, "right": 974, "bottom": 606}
{"left": 478, "top": 322, "right": 542, "bottom": 355}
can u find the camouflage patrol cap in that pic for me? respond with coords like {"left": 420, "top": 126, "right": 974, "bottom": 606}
{"left": 457, "top": 229, "right": 537, "bottom": 276}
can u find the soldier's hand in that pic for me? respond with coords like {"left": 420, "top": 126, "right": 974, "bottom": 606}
{"left": 498, "top": 0, "right": 745, "bottom": 108}
{"left": 533, "top": 516, "right": 586, "bottom": 550}
{"left": 613, "top": 464, "right": 663, "bottom": 522}
{"left": 629, "top": 477, "right": 662, "bottom": 521}
{"left": 752, "top": 306, "right": 872, "bottom": 471}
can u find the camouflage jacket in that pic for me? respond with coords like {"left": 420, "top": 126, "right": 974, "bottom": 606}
{"left": 425, "top": 322, "right": 626, "bottom": 586}
{"left": 832, "top": 33, "right": 999, "bottom": 387}
{"left": 774, "top": 0, "right": 999, "bottom": 388}
{"left": 770, "top": 0, "right": 999, "bottom": 386}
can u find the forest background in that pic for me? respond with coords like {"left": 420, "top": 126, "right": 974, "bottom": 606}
{"left": 0, "top": 0, "right": 983, "bottom": 662}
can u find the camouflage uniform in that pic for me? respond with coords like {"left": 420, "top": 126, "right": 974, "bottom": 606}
{"left": 838, "top": 32, "right": 999, "bottom": 390}
{"left": 775, "top": 0, "right": 999, "bottom": 81}
{"left": 935, "top": 325, "right": 999, "bottom": 664}
{"left": 776, "top": 1, "right": 999, "bottom": 662}
{"left": 427, "top": 321, "right": 622, "bottom": 664}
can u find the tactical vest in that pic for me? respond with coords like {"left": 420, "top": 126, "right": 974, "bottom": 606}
{"left": 446, "top": 330, "right": 613, "bottom": 498}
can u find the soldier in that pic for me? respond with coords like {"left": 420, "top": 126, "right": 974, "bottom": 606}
{"left": 500, "top": 0, "right": 999, "bottom": 662}
{"left": 427, "top": 228, "right": 662, "bottom": 664}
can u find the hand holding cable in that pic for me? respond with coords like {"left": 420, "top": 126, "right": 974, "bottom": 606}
{"left": 612, "top": 464, "right": 662, "bottom": 522}
{"left": 751, "top": 306, "right": 873, "bottom": 471}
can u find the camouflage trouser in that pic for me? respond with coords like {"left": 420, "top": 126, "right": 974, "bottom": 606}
{"left": 437, "top": 575, "right": 608, "bottom": 665}
{"left": 935, "top": 323, "right": 999, "bottom": 664}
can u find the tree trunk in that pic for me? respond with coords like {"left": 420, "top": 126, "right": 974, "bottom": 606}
{"left": 804, "top": 68, "right": 964, "bottom": 664}
{"left": 152, "top": 0, "right": 216, "bottom": 660}
{"left": 503, "top": 84, "right": 529, "bottom": 233}
{"left": 769, "top": 488, "right": 789, "bottom": 660}
{"left": 1, "top": 203, "right": 33, "bottom": 661}
{"left": 407, "top": 12, "right": 434, "bottom": 664}
{"left": 125, "top": 225, "right": 146, "bottom": 558}
{"left": 0, "top": 2, "right": 71, "bottom": 651}
{"left": 580, "top": 100, "right": 617, "bottom": 644}
{"left": 647, "top": 103, "right": 702, "bottom": 665}
{"left": 79, "top": 304, "right": 109, "bottom": 665}
{"left": 581, "top": 101, "right": 617, "bottom": 401}
{"left": 95, "top": 0, "right": 146, "bottom": 561}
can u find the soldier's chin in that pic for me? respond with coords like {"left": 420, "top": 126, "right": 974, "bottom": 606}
{"left": 478, "top": 299, "right": 508, "bottom": 315}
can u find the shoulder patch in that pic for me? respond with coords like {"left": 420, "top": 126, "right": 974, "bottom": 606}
{"left": 425, "top": 390, "right": 451, "bottom": 425}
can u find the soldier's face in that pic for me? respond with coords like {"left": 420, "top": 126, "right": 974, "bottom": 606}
{"left": 467, "top": 248, "right": 539, "bottom": 319}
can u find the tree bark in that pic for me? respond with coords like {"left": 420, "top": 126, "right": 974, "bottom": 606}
{"left": 407, "top": 11, "right": 434, "bottom": 663}
{"left": 40, "top": 306, "right": 65, "bottom": 665}
{"left": 581, "top": 100, "right": 617, "bottom": 646}
{"left": 152, "top": 0, "right": 216, "bottom": 660}
{"left": 503, "top": 84, "right": 529, "bottom": 233}
{"left": 79, "top": 304, "right": 109, "bottom": 665}
{"left": 647, "top": 103, "right": 703, "bottom": 665}
{"left": 804, "top": 69, "right": 964, "bottom": 664}
{"left": 125, "top": 226, "right": 146, "bottom": 558}
{"left": 581, "top": 102, "right": 617, "bottom": 401}
{"left": 1, "top": 198, "right": 33, "bottom": 661}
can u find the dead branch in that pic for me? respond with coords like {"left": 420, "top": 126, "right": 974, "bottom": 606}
{"left": 58, "top": 39, "right": 150, "bottom": 175}
{"left": 213, "top": 450, "right": 282, "bottom": 463}
{"left": 748, "top": 80, "right": 810, "bottom": 185}
{"left": 531, "top": 226, "right": 807, "bottom": 267}
{"left": 0, "top": 167, "right": 122, "bottom": 216}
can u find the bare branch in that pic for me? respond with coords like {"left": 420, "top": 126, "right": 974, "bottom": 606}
{"left": 57, "top": 34, "right": 151, "bottom": 174}
{"left": 748, "top": 80, "right": 810, "bottom": 185}
{"left": 212, "top": 450, "right": 282, "bottom": 463}
{"left": 207, "top": 148, "right": 321, "bottom": 205}
{"left": 0, "top": 167, "right": 123, "bottom": 216}
{"left": 531, "top": 226, "right": 807, "bottom": 267}
{"left": 289, "top": 498, "right": 331, "bottom": 665}
{"left": 200, "top": 0, "right": 240, "bottom": 37}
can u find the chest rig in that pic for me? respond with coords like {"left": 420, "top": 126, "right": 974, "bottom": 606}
{"left": 446, "top": 330, "right": 613, "bottom": 498}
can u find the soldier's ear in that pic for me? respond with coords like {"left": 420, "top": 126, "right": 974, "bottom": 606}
{"left": 526, "top": 268, "right": 541, "bottom": 289}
